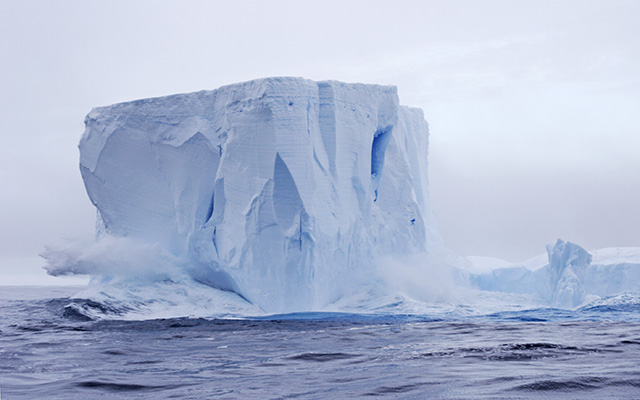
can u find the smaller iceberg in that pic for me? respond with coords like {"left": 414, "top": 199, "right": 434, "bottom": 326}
{"left": 466, "top": 239, "right": 640, "bottom": 308}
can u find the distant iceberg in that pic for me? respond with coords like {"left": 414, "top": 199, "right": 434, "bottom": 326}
{"left": 465, "top": 240, "right": 640, "bottom": 308}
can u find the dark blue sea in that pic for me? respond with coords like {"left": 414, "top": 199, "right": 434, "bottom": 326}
{"left": 1, "top": 286, "right": 640, "bottom": 399}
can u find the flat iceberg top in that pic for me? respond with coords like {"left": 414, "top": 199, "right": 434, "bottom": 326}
{"left": 84, "top": 77, "right": 398, "bottom": 128}
{"left": 81, "top": 77, "right": 403, "bottom": 173}
{"left": 590, "top": 247, "right": 640, "bottom": 265}
{"left": 466, "top": 246, "right": 640, "bottom": 273}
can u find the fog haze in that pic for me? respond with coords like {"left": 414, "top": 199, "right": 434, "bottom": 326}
{"left": 1, "top": 0, "right": 638, "bottom": 283}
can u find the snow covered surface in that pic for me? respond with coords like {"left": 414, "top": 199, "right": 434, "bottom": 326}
{"left": 42, "top": 77, "right": 640, "bottom": 319}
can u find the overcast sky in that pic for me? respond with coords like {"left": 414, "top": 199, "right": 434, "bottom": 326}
{"left": 1, "top": 0, "right": 638, "bottom": 284}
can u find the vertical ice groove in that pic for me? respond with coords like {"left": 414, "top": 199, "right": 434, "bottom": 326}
{"left": 306, "top": 98, "right": 312, "bottom": 136}
{"left": 312, "top": 148, "right": 328, "bottom": 176}
{"left": 273, "top": 153, "right": 303, "bottom": 230}
{"left": 204, "top": 193, "right": 214, "bottom": 225}
{"left": 317, "top": 82, "right": 337, "bottom": 176}
{"left": 209, "top": 179, "right": 226, "bottom": 226}
{"left": 371, "top": 125, "right": 393, "bottom": 201}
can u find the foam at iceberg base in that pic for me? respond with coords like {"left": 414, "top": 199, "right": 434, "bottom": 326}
{"left": 44, "top": 77, "right": 444, "bottom": 317}
{"left": 42, "top": 236, "right": 262, "bottom": 319}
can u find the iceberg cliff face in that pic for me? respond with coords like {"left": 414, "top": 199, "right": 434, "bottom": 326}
{"left": 77, "top": 77, "right": 438, "bottom": 313}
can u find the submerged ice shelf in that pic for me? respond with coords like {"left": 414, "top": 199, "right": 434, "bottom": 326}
{"left": 43, "top": 77, "right": 640, "bottom": 319}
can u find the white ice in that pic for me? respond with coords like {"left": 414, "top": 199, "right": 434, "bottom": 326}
{"left": 46, "top": 77, "right": 441, "bottom": 315}
{"left": 42, "top": 77, "right": 640, "bottom": 318}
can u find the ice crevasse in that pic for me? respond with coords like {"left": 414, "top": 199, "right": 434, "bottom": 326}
{"left": 67, "top": 77, "right": 440, "bottom": 313}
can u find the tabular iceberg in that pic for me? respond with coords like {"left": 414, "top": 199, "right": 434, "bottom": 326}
{"left": 47, "top": 77, "right": 441, "bottom": 315}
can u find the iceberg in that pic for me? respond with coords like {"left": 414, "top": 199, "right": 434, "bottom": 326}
{"left": 43, "top": 76, "right": 638, "bottom": 318}
{"left": 466, "top": 240, "right": 640, "bottom": 308}
{"left": 46, "top": 77, "right": 441, "bottom": 315}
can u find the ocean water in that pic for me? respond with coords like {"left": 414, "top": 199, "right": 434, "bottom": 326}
{"left": 1, "top": 286, "right": 640, "bottom": 399}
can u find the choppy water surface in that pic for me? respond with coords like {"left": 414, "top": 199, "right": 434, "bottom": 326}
{"left": 1, "top": 287, "right": 640, "bottom": 399}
